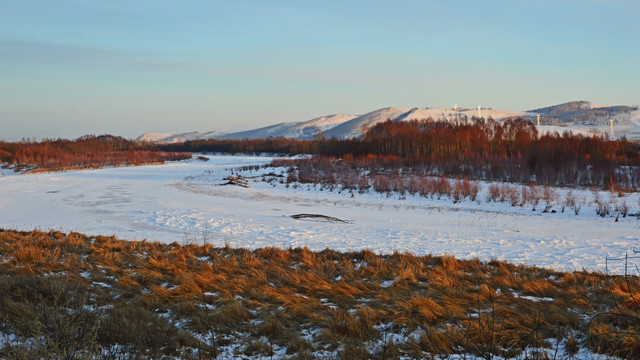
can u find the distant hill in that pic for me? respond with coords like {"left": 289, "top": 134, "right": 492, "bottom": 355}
{"left": 219, "top": 114, "right": 357, "bottom": 140}
{"left": 528, "top": 101, "right": 638, "bottom": 126}
{"left": 136, "top": 130, "right": 226, "bottom": 144}
{"left": 136, "top": 101, "right": 640, "bottom": 142}
{"left": 324, "top": 106, "right": 527, "bottom": 139}
{"left": 324, "top": 107, "right": 411, "bottom": 139}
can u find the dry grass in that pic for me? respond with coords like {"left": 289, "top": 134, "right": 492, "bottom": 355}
{"left": 0, "top": 228, "right": 639, "bottom": 358}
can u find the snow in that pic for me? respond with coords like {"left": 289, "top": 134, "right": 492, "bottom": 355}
{"left": 1, "top": 155, "right": 639, "bottom": 275}
{"left": 534, "top": 125, "right": 595, "bottom": 137}
{"left": 324, "top": 107, "right": 411, "bottom": 139}
{"left": 137, "top": 130, "right": 227, "bottom": 144}
{"left": 137, "top": 114, "right": 356, "bottom": 143}
{"left": 561, "top": 109, "right": 640, "bottom": 140}
{"left": 589, "top": 102, "right": 610, "bottom": 109}
{"left": 460, "top": 108, "right": 527, "bottom": 120}
{"left": 220, "top": 114, "right": 357, "bottom": 140}
{"left": 393, "top": 107, "right": 525, "bottom": 122}
{"left": 1, "top": 164, "right": 19, "bottom": 176}
{"left": 135, "top": 132, "right": 176, "bottom": 142}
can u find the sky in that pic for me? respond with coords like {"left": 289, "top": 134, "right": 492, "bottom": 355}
{"left": 1, "top": 0, "right": 639, "bottom": 140}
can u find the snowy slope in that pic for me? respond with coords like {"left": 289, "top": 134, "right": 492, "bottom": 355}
{"left": 460, "top": 108, "right": 527, "bottom": 120}
{"left": 324, "top": 107, "right": 412, "bottom": 139}
{"left": 323, "top": 107, "right": 527, "bottom": 139}
{"left": 535, "top": 125, "right": 594, "bottom": 137}
{"left": 589, "top": 102, "right": 610, "bottom": 109}
{"left": 136, "top": 130, "right": 226, "bottom": 144}
{"left": 396, "top": 107, "right": 526, "bottom": 122}
{"left": 220, "top": 114, "right": 357, "bottom": 140}
{"left": 568, "top": 109, "right": 640, "bottom": 140}
{"left": 136, "top": 132, "right": 177, "bottom": 142}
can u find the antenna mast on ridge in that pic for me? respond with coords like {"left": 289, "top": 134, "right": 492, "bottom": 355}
{"left": 610, "top": 118, "right": 615, "bottom": 138}
{"left": 609, "top": 109, "right": 615, "bottom": 138}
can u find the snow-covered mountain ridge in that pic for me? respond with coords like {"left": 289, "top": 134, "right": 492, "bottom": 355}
{"left": 137, "top": 101, "right": 640, "bottom": 143}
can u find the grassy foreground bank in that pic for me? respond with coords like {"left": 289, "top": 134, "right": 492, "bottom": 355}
{"left": 0, "top": 229, "right": 638, "bottom": 359}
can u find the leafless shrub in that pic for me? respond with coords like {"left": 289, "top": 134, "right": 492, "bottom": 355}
{"left": 391, "top": 174, "right": 406, "bottom": 195}
{"left": 463, "top": 179, "right": 481, "bottom": 202}
{"left": 505, "top": 185, "right": 520, "bottom": 207}
{"left": 520, "top": 185, "right": 531, "bottom": 207}
{"left": 341, "top": 173, "right": 356, "bottom": 191}
{"left": 593, "top": 192, "right": 611, "bottom": 217}
{"left": 357, "top": 174, "right": 370, "bottom": 193}
{"left": 564, "top": 191, "right": 576, "bottom": 214}
{"left": 527, "top": 184, "right": 542, "bottom": 211}
{"left": 615, "top": 199, "right": 629, "bottom": 218}
{"left": 451, "top": 178, "right": 481, "bottom": 203}
{"left": 487, "top": 183, "right": 501, "bottom": 202}
{"left": 452, "top": 179, "right": 464, "bottom": 203}
{"left": 373, "top": 175, "right": 392, "bottom": 195}
{"left": 286, "top": 172, "right": 298, "bottom": 184}
{"left": 542, "top": 186, "right": 557, "bottom": 212}
{"left": 437, "top": 177, "right": 451, "bottom": 199}
{"left": 407, "top": 175, "right": 421, "bottom": 196}
{"left": 422, "top": 177, "right": 438, "bottom": 198}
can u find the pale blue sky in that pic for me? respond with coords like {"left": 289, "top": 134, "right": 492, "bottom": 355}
{"left": 1, "top": 0, "right": 639, "bottom": 140}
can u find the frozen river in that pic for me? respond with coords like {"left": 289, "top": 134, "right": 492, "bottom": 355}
{"left": 1, "top": 155, "right": 639, "bottom": 274}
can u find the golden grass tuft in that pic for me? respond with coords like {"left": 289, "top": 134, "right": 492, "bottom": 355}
{"left": 117, "top": 275, "right": 139, "bottom": 288}
{"left": 13, "top": 245, "right": 47, "bottom": 263}
{"left": 150, "top": 284, "right": 172, "bottom": 299}
{"left": 402, "top": 296, "right": 445, "bottom": 324}
{"left": 522, "top": 279, "right": 557, "bottom": 297}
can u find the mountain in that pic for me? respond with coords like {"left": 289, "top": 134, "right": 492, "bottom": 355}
{"left": 136, "top": 130, "right": 226, "bottom": 144}
{"left": 395, "top": 107, "right": 526, "bottom": 122}
{"left": 324, "top": 107, "right": 411, "bottom": 139}
{"left": 324, "top": 106, "right": 527, "bottom": 139}
{"left": 528, "top": 101, "right": 639, "bottom": 126}
{"left": 135, "top": 101, "right": 640, "bottom": 142}
{"left": 136, "top": 132, "right": 177, "bottom": 142}
{"left": 219, "top": 114, "right": 357, "bottom": 140}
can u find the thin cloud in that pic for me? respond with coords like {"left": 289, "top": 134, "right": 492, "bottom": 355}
{"left": 0, "top": 38, "right": 189, "bottom": 72}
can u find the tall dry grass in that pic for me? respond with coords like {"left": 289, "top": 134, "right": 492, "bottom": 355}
{"left": 0, "top": 228, "right": 639, "bottom": 358}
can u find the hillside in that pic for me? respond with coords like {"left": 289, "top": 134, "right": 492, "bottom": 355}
{"left": 323, "top": 107, "right": 411, "bottom": 139}
{"left": 529, "top": 101, "right": 639, "bottom": 126}
{"left": 136, "top": 130, "right": 227, "bottom": 144}
{"left": 219, "top": 114, "right": 357, "bottom": 140}
{"left": 136, "top": 101, "right": 640, "bottom": 142}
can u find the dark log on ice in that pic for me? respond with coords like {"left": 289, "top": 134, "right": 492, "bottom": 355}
{"left": 290, "top": 214, "right": 352, "bottom": 224}
{"left": 221, "top": 175, "right": 250, "bottom": 188}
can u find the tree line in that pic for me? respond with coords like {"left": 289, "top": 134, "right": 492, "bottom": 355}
{"left": 161, "top": 118, "right": 640, "bottom": 190}
{"left": 0, "top": 135, "right": 191, "bottom": 171}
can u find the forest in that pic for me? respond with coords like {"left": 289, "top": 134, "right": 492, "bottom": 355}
{"left": 161, "top": 118, "right": 640, "bottom": 190}
{"left": 0, "top": 135, "right": 191, "bottom": 172}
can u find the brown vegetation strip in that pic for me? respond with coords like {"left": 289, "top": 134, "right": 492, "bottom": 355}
{"left": 0, "top": 229, "right": 639, "bottom": 358}
{"left": 0, "top": 135, "right": 191, "bottom": 172}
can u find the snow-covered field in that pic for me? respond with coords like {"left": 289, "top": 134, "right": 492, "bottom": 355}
{"left": 1, "top": 155, "right": 639, "bottom": 274}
